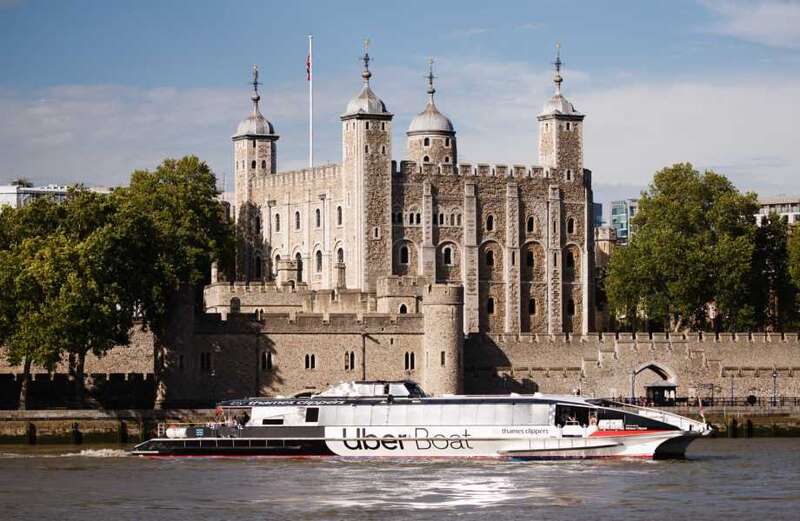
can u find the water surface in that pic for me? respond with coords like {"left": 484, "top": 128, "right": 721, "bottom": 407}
{"left": 1, "top": 438, "right": 798, "bottom": 520}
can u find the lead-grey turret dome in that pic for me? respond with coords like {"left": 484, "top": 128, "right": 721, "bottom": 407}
{"left": 233, "top": 65, "right": 277, "bottom": 138}
{"left": 540, "top": 93, "right": 580, "bottom": 117}
{"left": 407, "top": 101, "right": 454, "bottom": 134}
{"left": 343, "top": 84, "right": 389, "bottom": 116}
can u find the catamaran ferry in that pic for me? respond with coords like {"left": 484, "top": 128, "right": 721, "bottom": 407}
{"left": 132, "top": 380, "right": 710, "bottom": 459}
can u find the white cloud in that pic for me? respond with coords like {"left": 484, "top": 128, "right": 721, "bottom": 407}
{"left": 1, "top": 60, "right": 798, "bottom": 205}
{"left": 701, "top": 0, "right": 800, "bottom": 49}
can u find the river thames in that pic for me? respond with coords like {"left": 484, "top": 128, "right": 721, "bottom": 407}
{"left": 1, "top": 438, "right": 798, "bottom": 520}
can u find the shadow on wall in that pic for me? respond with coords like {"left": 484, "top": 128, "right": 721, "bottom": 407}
{"left": 0, "top": 373, "right": 155, "bottom": 410}
{"left": 257, "top": 334, "right": 284, "bottom": 397}
{"left": 463, "top": 334, "right": 540, "bottom": 395}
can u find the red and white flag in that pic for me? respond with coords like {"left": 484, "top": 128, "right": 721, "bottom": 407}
{"left": 306, "top": 52, "right": 312, "bottom": 81}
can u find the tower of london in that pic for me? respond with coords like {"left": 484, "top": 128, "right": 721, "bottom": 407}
{"left": 197, "top": 44, "right": 595, "bottom": 398}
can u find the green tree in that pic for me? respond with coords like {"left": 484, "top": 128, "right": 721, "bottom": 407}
{"left": 750, "top": 214, "right": 795, "bottom": 330}
{"left": 112, "top": 156, "right": 233, "bottom": 407}
{"left": 606, "top": 163, "right": 759, "bottom": 332}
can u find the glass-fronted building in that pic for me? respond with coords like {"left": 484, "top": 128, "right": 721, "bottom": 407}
{"left": 610, "top": 199, "right": 638, "bottom": 245}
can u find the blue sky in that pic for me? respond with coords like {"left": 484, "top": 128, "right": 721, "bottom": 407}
{"left": 2, "top": 0, "right": 799, "bottom": 211}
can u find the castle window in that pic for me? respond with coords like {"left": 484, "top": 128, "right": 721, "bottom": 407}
{"left": 487, "top": 297, "right": 495, "bottom": 315}
{"left": 274, "top": 254, "right": 281, "bottom": 276}
{"left": 373, "top": 226, "right": 380, "bottom": 239}
{"left": 345, "top": 351, "right": 355, "bottom": 371}
{"left": 444, "top": 156, "right": 450, "bottom": 163}
{"left": 337, "top": 206, "right": 343, "bottom": 226}
{"left": 566, "top": 170, "right": 573, "bottom": 181}
{"left": 511, "top": 251, "right": 515, "bottom": 266}
{"left": 567, "top": 299, "right": 575, "bottom": 316}
{"left": 457, "top": 214, "right": 462, "bottom": 226}
{"left": 261, "top": 160, "right": 266, "bottom": 169}
{"left": 527, "top": 216, "right": 535, "bottom": 233}
{"left": 337, "top": 248, "right": 344, "bottom": 264}
{"left": 486, "top": 250, "right": 494, "bottom": 267}
{"left": 365, "top": 122, "right": 370, "bottom": 130}
{"left": 305, "top": 354, "right": 316, "bottom": 370}
{"left": 443, "top": 246, "right": 453, "bottom": 266}
{"left": 450, "top": 213, "right": 455, "bottom": 225}
{"left": 423, "top": 155, "right": 430, "bottom": 163}
{"left": 254, "top": 256, "right": 262, "bottom": 280}
{"left": 295, "top": 211, "right": 301, "bottom": 230}
{"left": 565, "top": 250, "right": 575, "bottom": 270}
{"left": 381, "top": 145, "right": 386, "bottom": 155}
{"left": 440, "top": 351, "right": 446, "bottom": 366}
{"left": 399, "top": 304, "right": 408, "bottom": 314}
{"left": 381, "top": 122, "right": 386, "bottom": 131}
{"left": 252, "top": 140, "right": 256, "bottom": 148}
{"left": 315, "top": 250, "right": 323, "bottom": 272}
{"left": 486, "top": 215, "right": 494, "bottom": 231}
{"left": 365, "top": 145, "right": 369, "bottom": 154}
{"left": 295, "top": 253, "right": 303, "bottom": 282}
{"left": 404, "top": 352, "right": 415, "bottom": 371}
{"left": 400, "top": 245, "right": 409, "bottom": 265}
{"left": 315, "top": 208, "right": 321, "bottom": 228}
{"left": 567, "top": 218, "right": 575, "bottom": 234}
{"left": 445, "top": 137, "right": 450, "bottom": 147}
{"left": 529, "top": 298, "right": 537, "bottom": 314}
{"left": 408, "top": 212, "right": 414, "bottom": 225}
{"left": 553, "top": 220, "right": 557, "bottom": 235}
{"left": 439, "top": 213, "right": 444, "bottom": 225}
{"left": 415, "top": 213, "right": 421, "bottom": 225}
{"left": 423, "top": 137, "right": 430, "bottom": 147}
{"left": 261, "top": 352, "right": 273, "bottom": 371}
{"left": 526, "top": 250, "right": 534, "bottom": 268}
{"left": 200, "top": 352, "right": 212, "bottom": 373}
{"left": 251, "top": 160, "right": 256, "bottom": 169}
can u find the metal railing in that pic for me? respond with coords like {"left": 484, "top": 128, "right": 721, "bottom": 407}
{"left": 615, "top": 397, "right": 800, "bottom": 408}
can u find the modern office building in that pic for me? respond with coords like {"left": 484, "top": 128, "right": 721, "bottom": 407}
{"left": 0, "top": 184, "right": 111, "bottom": 209}
{"left": 757, "top": 195, "right": 800, "bottom": 226}
{"left": 610, "top": 198, "right": 638, "bottom": 244}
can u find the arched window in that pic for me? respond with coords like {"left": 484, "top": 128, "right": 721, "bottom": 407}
{"left": 415, "top": 213, "right": 421, "bottom": 225}
{"left": 408, "top": 212, "right": 414, "bottom": 225}
{"left": 566, "top": 169, "right": 573, "bottom": 181}
{"left": 457, "top": 214, "right": 462, "bottom": 226}
{"left": 423, "top": 155, "right": 430, "bottom": 163}
{"left": 364, "top": 145, "right": 369, "bottom": 154}
{"left": 381, "top": 145, "right": 386, "bottom": 154}
{"left": 450, "top": 213, "right": 455, "bottom": 225}
{"left": 404, "top": 352, "right": 415, "bottom": 371}
{"left": 443, "top": 246, "right": 453, "bottom": 266}
{"left": 439, "top": 213, "right": 444, "bottom": 225}
{"left": 528, "top": 298, "right": 536, "bottom": 314}
{"left": 487, "top": 297, "right": 495, "bottom": 314}
{"left": 567, "top": 299, "right": 575, "bottom": 316}
{"left": 337, "top": 248, "right": 344, "bottom": 264}
{"left": 567, "top": 218, "right": 575, "bottom": 234}
{"left": 261, "top": 352, "right": 272, "bottom": 371}
{"left": 445, "top": 137, "right": 450, "bottom": 147}
{"left": 275, "top": 213, "right": 280, "bottom": 232}
{"left": 261, "top": 160, "right": 266, "bottom": 169}
{"left": 381, "top": 122, "right": 385, "bottom": 131}
{"left": 311, "top": 354, "right": 316, "bottom": 368}
{"left": 365, "top": 121, "right": 370, "bottom": 130}
{"left": 423, "top": 137, "right": 430, "bottom": 147}
{"left": 345, "top": 351, "right": 355, "bottom": 371}
{"left": 295, "top": 253, "right": 303, "bottom": 282}
{"left": 400, "top": 245, "right": 409, "bottom": 265}
{"left": 315, "top": 250, "right": 323, "bottom": 272}
{"left": 444, "top": 156, "right": 450, "bottom": 163}
{"left": 565, "top": 250, "right": 575, "bottom": 270}
{"left": 486, "top": 215, "right": 494, "bottom": 231}
{"left": 486, "top": 250, "right": 494, "bottom": 267}
{"left": 315, "top": 208, "right": 321, "bottom": 228}
{"left": 526, "top": 250, "right": 534, "bottom": 268}
{"left": 527, "top": 216, "right": 535, "bottom": 233}
{"left": 294, "top": 211, "right": 301, "bottom": 230}
{"left": 254, "top": 256, "right": 262, "bottom": 280}
{"left": 252, "top": 140, "right": 256, "bottom": 148}
{"left": 337, "top": 206, "right": 342, "bottom": 226}
{"left": 251, "top": 160, "right": 256, "bottom": 169}
{"left": 399, "top": 304, "right": 408, "bottom": 314}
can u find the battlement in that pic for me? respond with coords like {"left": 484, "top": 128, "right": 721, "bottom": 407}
{"left": 423, "top": 283, "right": 464, "bottom": 305}
{"left": 394, "top": 160, "right": 569, "bottom": 179}
{"left": 253, "top": 163, "right": 341, "bottom": 189}
{"left": 376, "top": 275, "right": 427, "bottom": 298}
{"left": 480, "top": 331, "right": 800, "bottom": 345}
{"left": 197, "top": 309, "right": 424, "bottom": 334}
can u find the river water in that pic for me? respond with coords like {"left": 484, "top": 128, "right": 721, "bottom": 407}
{"left": 1, "top": 438, "right": 798, "bottom": 520}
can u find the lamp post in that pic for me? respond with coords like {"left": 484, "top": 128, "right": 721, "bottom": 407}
{"left": 772, "top": 369, "right": 778, "bottom": 406}
{"left": 630, "top": 369, "right": 636, "bottom": 403}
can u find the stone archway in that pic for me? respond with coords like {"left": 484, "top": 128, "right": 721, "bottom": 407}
{"left": 632, "top": 361, "right": 677, "bottom": 404}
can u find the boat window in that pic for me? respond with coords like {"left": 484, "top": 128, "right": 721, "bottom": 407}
{"left": 262, "top": 418, "right": 284, "bottom": 425}
{"left": 555, "top": 404, "right": 590, "bottom": 428}
{"left": 305, "top": 408, "right": 319, "bottom": 423}
{"left": 404, "top": 382, "right": 427, "bottom": 397}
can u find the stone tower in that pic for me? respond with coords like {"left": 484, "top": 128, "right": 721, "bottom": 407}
{"left": 537, "top": 45, "right": 584, "bottom": 174}
{"left": 422, "top": 284, "right": 464, "bottom": 395}
{"left": 233, "top": 65, "right": 279, "bottom": 212}
{"left": 340, "top": 42, "right": 393, "bottom": 291}
{"left": 232, "top": 66, "right": 279, "bottom": 281}
{"left": 406, "top": 59, "right": 457, "bottom": 165}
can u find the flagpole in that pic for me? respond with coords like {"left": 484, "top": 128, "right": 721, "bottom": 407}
{"left": 308, "top": 34, "right": 314, "bottom": 169}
